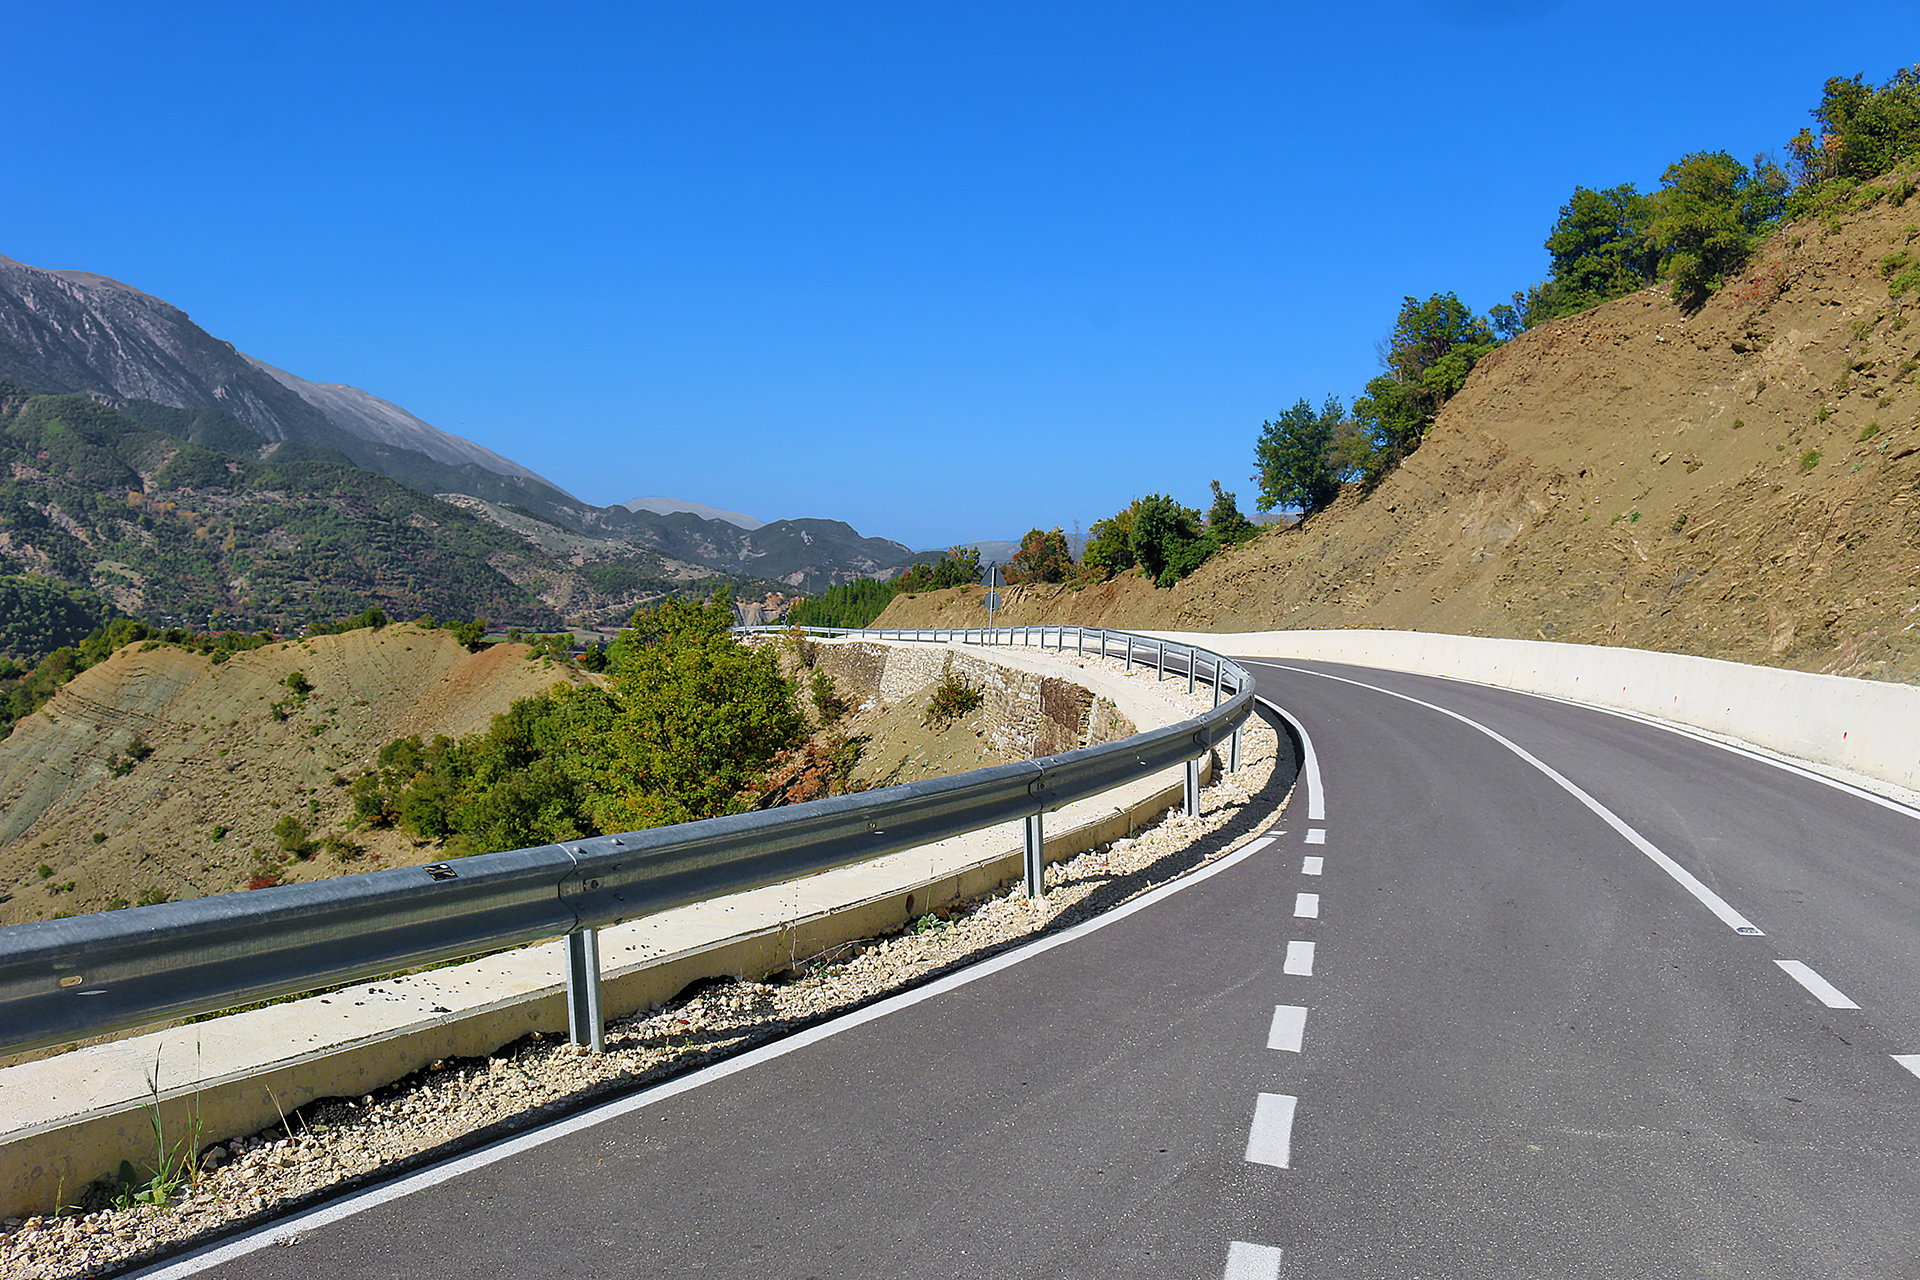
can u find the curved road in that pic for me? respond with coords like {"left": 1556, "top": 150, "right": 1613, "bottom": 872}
{"left": 140, "top": 658, "right": 1920, "bottom": 1279}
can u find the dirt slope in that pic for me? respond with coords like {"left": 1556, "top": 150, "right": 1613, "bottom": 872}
{"left": 0, "top": 626, "right": 594, "bottom": 925}
{"left": 880, "top": 176, "right": 1920, "bottom": 685}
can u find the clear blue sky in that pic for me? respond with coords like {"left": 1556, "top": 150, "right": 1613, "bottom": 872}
{"left": 1, "top": 2, "right": 1910, "bottom": 550}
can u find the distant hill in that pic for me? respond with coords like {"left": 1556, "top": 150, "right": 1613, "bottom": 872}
{"left": 0, "top": 256, "right": 587, "bottom": 519}
{"left": 0, "top": 383, "right": 573, "bottom": 631}
{"left": 0, "top": 255, "right": 925, "bottom": 590}
{"left": 246, "top": 355, "right": 578, "bottom": 495}
{"left": 623, "top": 495, "right": 764, "bottom": 529}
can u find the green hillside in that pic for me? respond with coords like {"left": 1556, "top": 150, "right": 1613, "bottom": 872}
{"left": 0, "top": 383, "right": 567, "bottom": 633}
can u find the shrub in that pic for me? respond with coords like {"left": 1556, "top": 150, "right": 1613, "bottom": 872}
{"left": 810, "top": 670, "right": 846, "bottom": 724}
{"left": 925, "top": 668, "right": 983, "bottom": 726}
{"left": 1130, "top": 494, "right": 1212, "bottom": 588}
{"left": 274, "top": 815, "right": 314, "bottom": 858}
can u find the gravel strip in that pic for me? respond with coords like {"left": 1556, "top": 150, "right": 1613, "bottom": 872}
{"left": 2, "top": 660, "right": 1285, "bottom": 1280}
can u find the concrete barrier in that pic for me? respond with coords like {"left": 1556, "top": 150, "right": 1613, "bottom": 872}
{"left": 1149, "top": 628, "right": 1920, "bottom": 793}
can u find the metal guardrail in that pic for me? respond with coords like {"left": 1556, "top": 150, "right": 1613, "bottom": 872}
{"left": 0, "top": 627, "right": 1252, "bottom": 1056}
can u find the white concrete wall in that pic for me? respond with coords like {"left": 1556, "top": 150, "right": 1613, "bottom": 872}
{"left": 1148, "top": 629, "right": 1920, "bottom": 793}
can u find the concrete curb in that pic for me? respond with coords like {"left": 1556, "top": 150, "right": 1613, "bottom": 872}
{"left": 1149, "top": 627, "right": 1920, "bottom": 794}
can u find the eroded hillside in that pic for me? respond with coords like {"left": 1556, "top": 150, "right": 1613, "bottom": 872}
{"left": 0, "top": 625, "right": 594, "bottom": 926}
{"left": 880, "top": 176, "right": 1920, "bottom": 685}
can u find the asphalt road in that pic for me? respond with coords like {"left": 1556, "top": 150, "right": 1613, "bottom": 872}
{"left": 144, "top": 658, "right": 1920, "bottom": 1279}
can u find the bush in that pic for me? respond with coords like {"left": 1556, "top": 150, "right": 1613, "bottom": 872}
{"left": 810, "top": 670, "right": 846, "bottom": 723}
{"left": 1006, "top": 528, "right": 1074, "bottom": 584}
{"left": 1130, "top": 494, "right": 1211, "bottom": 588}
{"left": 926, "top": 667, "right": 983, "bottom": 726}
{"left": 274, "top": 815, "right": 314, "bottom": 858}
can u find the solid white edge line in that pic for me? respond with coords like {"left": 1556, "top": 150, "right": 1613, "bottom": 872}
{"left": 1225, "top": 1239, "right": 1285, "bottom": 1279}
{"left": 1283, "top": 940, "right": 1315, "bottom": 975}
{"left": 1260, "top": 697, "right": 1324, "bottom": 821}
{"left": 1245, "top": 1092, "right": 1298, "bottom": 1168}
{"left": 127, "top": 762, "right": 1292, "bottom": 1279}
{"left": 1267, "top": 1004, "right": 1307, "bottom": 1053}
{"left": 1893, "top": 1055, "right": 1920, "bottom": 1080}
{"left": 1253, "top": 655, "right": 1920, "bottom": 824}
{"left": 1293, "top": 893, "right": 1319, "bottom": 919}
{"left": 1263, "top": 664, "right": 1764, "bottom": 937}
{"left": 1302, "top": 856, "right": 1323, "bottom": 876}
{"left": 1775, "top": 959, "right": 1861, "bottom": 1009}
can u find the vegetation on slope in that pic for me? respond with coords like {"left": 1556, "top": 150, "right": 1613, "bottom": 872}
{"left": 787, "top": 546, "right": 983, "bottom": 628}
{"left": 351, "top": 594, "right": 805, "bottom": 853}
{"left": 1250, "top": 65, "right": 1920, "bottom": 523}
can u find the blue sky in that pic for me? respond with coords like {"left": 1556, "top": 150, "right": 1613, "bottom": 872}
{"left": 2, "top": 2, "right": 1911, "bottom": 551}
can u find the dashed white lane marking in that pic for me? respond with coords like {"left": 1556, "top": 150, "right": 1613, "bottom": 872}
{"left": 1776, "top": 960, "right": 1861, "bottom": 1009}
{"left": 1293, "top": 893, "right": 1320, "bottom": 919}
{"left": 1305, "top": 828, "right": 1326, "bottom": 845}
{"left": 1245, "top": 1093, "right": 1298, "bottom": 1168}
{"left": 1301, "top": 855, "right": 1323, "bottom": 876}
{"left": 1268, "top": 666, "right": 1765, "bottom": 937}
{"left": 1267, "top": 1004, "right": 1307, "bottom": 1053}
{"left": 1224, "top": 1240, "right": 1285, "bottom": 1279}
{"left": 1894, "top": 1055, "right": 1920, "bottom": 1080}
{"left": 1283, "top": 940, "right": 1315, "bottom": 975}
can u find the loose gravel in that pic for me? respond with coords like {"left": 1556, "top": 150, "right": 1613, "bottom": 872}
{"left": 2, "top": 659, "right": 1288, "bottom": 1280}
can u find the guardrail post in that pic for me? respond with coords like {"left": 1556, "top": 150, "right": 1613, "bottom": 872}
{"left": 1156, "top": 640, "right": 1165, "bottom": 681}
{"left": 1184, "top": 758, "right": 1200, "bottom": 818}
{"left": 1186, "top": 648, "right": 1195, "bottom": 695}
{"left": 566, "top": 928, "right": 604, "bottom": 1052}
{"left": 1024, "top": 812, "right": 1045, "bottom": 898}
{"left": 1212, "top": 661, "right": 1222, "bottom": 708}
{"left": 1230, "top": 725, "right": 1242, "bottom": 772}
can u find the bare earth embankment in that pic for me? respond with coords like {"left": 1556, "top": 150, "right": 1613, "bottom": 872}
{"left": 880, "top": 176, "right": 1920, "bottom": 685}
{"left": 0, "top": 626, "right": 596, "bottom": 928}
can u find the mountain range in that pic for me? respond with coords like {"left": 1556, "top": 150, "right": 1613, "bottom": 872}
{"left": 0, "top": 255, "right": 928, "bottom": 623}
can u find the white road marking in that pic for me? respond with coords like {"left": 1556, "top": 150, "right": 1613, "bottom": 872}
{"left": 1242, "top": 836, "right": 1276, "bottom": 854}
{"left": 122, "top": 770, "right": 1291, "bottom": 1279}
{"left": 1267, "top": 1004, "right": 1307, "bottom": 1052}
{"left": 1775, "top": 960, "right": 1860, "bottom": 1009}
{"left": 1302, "top": 855, "right": 1323, "bottom": 876}
{"left": 1224, "top": 1240, "right": 1285, "bottom": 1279}
{"left": 1284, "top": 940, "right": 1315, "bottom": 975}
{"left": 1305, "top": 828, "right": 1326, "bottom": 845}
{"left": 1445, "top": 679, "right": 1920, "bottom": 825}
{"left": 1267, "top": 666, "right": 1765, "bottom": 937}
{"left": 1260, "top": 698, "right": 1324, "bottom": 821}
{"left": 1246, "top": 1093, "right": 1298, "bottom": 1168}
{"left": 1293, "top": 893, "right": 1319, "bottom": 919}
{"left": 1894, "top": 1055, "right": 1920, "bottom": 1080}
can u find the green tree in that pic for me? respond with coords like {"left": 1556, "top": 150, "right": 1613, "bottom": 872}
{"left": 1081, "top": 501, "right": 1141, "bottom": 579}
{"left": 1352, "top": 293, "right": 1497, "bottom": 470}
{"left": 591, "top": 592, "right": 805, "bottom": 830}
{"left": 1129, "top": 494, "right": 1211, "bottom": 588}
{"left": 1254, "top": 397, "right": 1344, "bottom": 513}
{"left": 1788, "top": 67, "right": 1920, "bottom": 189}
{"left": 1542, "top": 184, "right": 1657, "bottom": 314}
{"left": 1205, "top": 480, "right": 1258, "bottom": 544}
{"left": 1007, "top": 528, "right": 1074, "bottom": 583}
{"left": 1649, "top": 151, "right": 1784, "bottom": 308}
